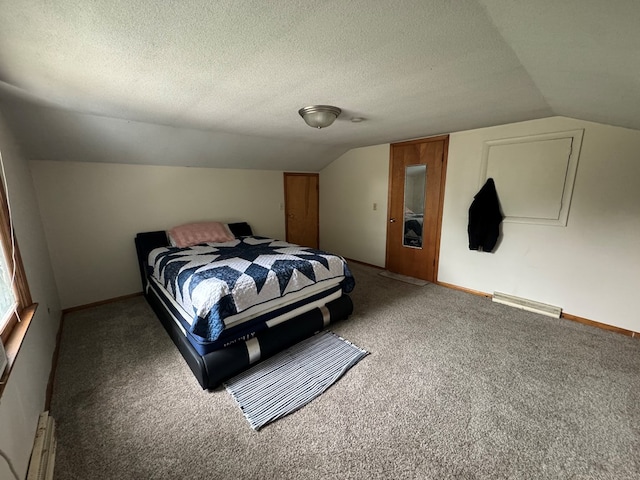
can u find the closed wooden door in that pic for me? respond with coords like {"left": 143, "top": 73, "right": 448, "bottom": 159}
{"left": 385, "top": 135, "right": 448, "bottom": 282}
{"left": 284, "top": 173, "right": 319, "bottom": 248}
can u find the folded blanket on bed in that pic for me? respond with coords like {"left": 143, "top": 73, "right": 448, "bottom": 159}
{"left": 148, "top": 236, "right": 355, "bottom": 341}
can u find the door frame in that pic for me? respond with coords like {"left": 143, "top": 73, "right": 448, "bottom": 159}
{"left": 384, "top": 134, "right": 449, "bottom": 282}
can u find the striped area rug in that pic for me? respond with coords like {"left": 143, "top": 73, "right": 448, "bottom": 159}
{"left": 224, "top": 331, "right": 368, "bottom": 430}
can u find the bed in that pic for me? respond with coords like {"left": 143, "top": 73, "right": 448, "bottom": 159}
{"left": 404, "top": 213, "right": 424, "bottom": 247}
{"left": 134, "top": 222, "right": 355, "bottom": 389}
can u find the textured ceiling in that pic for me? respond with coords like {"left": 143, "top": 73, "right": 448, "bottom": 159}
{"left": 0, "top": 0, "right": 638, "bottom": 170}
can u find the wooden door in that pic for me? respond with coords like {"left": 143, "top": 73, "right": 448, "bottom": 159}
{"left": 385, "top": 135, "right": 448, "bottom": 282}
{"left": 284, "top": 173, "right": 319, "bottom": 248}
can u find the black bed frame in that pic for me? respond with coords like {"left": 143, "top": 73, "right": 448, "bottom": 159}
{"left": 134, "top": 224, "right": 353, "bottom": 389}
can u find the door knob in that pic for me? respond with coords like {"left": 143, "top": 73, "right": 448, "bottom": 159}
{"left": 389, "top": 218, "right": 396, "bottom": 223}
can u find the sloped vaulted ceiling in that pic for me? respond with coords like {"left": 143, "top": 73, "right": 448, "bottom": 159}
{"left": 0, "top": 0, "right": 638, "bottom": 170}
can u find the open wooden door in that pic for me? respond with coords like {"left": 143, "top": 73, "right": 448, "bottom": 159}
{"left": 385, "top": 135, "right": 448, "bottom": 282}
{"left": 284, "top": 173, "right": 319, "bottom": 248}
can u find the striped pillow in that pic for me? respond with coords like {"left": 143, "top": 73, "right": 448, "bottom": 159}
{"left": 168, "top": 222, "right": 235, "bottom": 247}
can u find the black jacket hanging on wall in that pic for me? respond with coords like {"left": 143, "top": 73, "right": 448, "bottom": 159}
{"left": 468, "top": 178, "right": 503, "bottom": 252}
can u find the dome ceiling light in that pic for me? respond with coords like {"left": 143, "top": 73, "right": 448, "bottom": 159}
{"left": 298, "top": 105, "right": 342, "bottom": 129}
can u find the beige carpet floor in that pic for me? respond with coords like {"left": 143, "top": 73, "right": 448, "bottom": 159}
{"left": 50, "top": 263, "right": 640, "bottom": 479}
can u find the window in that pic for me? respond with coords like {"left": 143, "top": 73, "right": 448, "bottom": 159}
{"left": 0, "top": 247, "right": 14, "bottom": 324}
{"left": 0, "top": 169, "right": 36, "bottom": 391}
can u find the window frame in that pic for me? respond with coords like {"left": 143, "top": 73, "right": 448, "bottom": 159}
{"left": 0, "top": 173, "right": 37, "bottom": 395}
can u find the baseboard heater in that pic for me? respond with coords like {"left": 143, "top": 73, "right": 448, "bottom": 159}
{"left": 27, "top": 411, "right": 56, "bottom": 480}
{"left": 492, "top": 292, "right": 562, "bottom": 318}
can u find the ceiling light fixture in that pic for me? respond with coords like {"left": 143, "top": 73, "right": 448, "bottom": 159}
{"left": 298, "top": 105, "right": 342, "bottom": 129}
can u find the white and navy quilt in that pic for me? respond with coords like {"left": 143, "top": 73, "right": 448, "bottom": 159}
{"left": 148, "top": 236, "right": 355, "bottom": 341}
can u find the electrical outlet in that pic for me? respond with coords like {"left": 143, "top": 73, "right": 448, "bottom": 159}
{"left": 373, "top": 203, "right": 377, "bottom": 211}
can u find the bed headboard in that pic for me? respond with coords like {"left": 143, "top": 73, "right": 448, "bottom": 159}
{"left": 227, "top": 222, "right": 253, "bottom": 237}
{"left": 134, "top": 222, "right": 253, "bottom": 292}
{"left": 134, "top": 231, "right": 170, "bottom": 292}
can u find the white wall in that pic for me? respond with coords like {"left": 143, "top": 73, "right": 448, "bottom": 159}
{"left": 22, "top": 115, "right": 640, "bottom": 332}
{"left": 0, "top": 113, "right": 61, "bottom": 479}
{"left": 319, "top": 144, "right": 390, "bottom": 266}
{"left": 29, "top": 161, "right": 286, "bottom": 309}
{"left": 319, "top": 117, "right": 640, "bottom": 332}
{"left": 439, "top": 117, "right": 640, "bottom": 332}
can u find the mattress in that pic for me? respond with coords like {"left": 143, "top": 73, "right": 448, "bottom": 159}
{"left": 148, "top": 236, "right": 355, "bottom": 342}
{"left": 148, "top": 274, "right": 343, "bottom": 355}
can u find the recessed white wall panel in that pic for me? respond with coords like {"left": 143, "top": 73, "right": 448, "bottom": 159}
{"left": 486, "top": 138, "right": 569, "bottom": 218}
{"left": 480, "top": 129, "right": 583, "bottom": 225}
